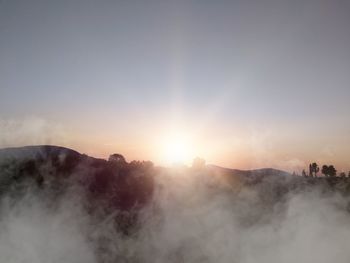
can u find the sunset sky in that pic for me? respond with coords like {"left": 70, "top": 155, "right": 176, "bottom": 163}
{"left": 1, "top": 0, "right": 350, "bottom": 172}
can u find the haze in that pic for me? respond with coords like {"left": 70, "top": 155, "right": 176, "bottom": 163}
{"left": 1, "top": 0, "right": 350, "bottom": 172}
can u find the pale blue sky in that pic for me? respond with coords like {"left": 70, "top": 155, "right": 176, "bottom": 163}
{"left": 1, "top": 0, "right": 350, "bottom": 171}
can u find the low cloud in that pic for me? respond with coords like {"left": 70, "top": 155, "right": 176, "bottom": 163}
{"left": 0, "top": 167, "right": 350, "bottom": 263}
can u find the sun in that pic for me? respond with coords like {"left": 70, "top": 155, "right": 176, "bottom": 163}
{"left": 161, "top": 134, "right": 194, "bottom": 165}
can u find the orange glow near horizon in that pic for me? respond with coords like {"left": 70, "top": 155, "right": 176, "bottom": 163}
{"left": 46, "top": 121, "right": 350, "bottom": 174}
{"left": 160, "top": 133, "right": 195, "bottom": 165}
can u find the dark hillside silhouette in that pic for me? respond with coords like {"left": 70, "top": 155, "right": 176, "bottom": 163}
{"left": 1, "top": 145, "right": 350, "bottom": 234}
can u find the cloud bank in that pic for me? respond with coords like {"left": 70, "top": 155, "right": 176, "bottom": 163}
{"left": 0, "top": 166, "right": 350, "bottom": 263}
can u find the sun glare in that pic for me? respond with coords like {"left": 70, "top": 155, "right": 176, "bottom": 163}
{"left": 162, "top": 134, "right": 194, "bottom": 165}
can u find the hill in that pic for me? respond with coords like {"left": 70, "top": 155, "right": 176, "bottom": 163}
{"left": 1, "top": 145, "right": 349, "bottom": 226}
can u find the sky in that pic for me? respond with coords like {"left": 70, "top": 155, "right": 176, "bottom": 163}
{"left": 1, "top": 0, "right": 350, "bottom": 172}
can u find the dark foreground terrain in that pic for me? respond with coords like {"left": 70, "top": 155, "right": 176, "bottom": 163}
{"left": 1, "top": 145, "right": 350, "bottom": 263}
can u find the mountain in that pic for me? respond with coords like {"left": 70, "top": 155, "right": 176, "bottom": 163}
{"left": 207, "top": 164, "right": 291, "bottom": 178}
{"left": 0, "top": 145, "right": 81, "bottom": 160}
{"left": 0, "top": 145, "right": 349, "bottom": 235}
{"left": 0, "top": 145, "right": 154, "bottom": 212}
{"left": 0, "top": 145, "right": 292, "bottom": 179}
{"left": 0, "top": 145, "right": 297, "bottom": 204}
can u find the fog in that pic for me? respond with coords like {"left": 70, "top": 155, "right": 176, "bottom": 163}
{"left": 1, "top": 165, "right": 350, "bottom": 263}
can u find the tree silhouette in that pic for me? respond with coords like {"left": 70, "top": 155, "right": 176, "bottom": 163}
{"left": 321, "top": 165, "right": 336, "bottom": 177}
{"left": 339, "top": 172, "right": 346, "bottom": 178}
{"left": 322, "top": 165, "right": 329, "bottom": 177}
{"left": 309, "top": 164, "right": 313, "bottom": 177}
{"left": 302, "top": 169, "right": 307, "bottom": 177}
{"left": 309, "top": 162, "right": 319, "bottom": 177}
{"left": 328, "top": 165, "right": 337, "bottom": 177}
{"left": 108, "top": 153, "right": 127, "bottom": 164}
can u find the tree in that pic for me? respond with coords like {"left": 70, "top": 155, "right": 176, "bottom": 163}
{"left": 302, "top": 169, "right": 307, "bottom": 177}
{"left": 108, "top": 153, "right": 127, "bottom": 164}
{"left": 322, "top": 165, "right": 329, "bottom": 177}
{"left": 129, "top": 160, "right": 154, "bottom": 169}
{"left": 309, "top": 162, "right": 319, "bottom": 177}
{"left": 339, "top": 172, "right": 346, "bottom": 178}
{"left": 321, "top": 165, "right": 336, "bottom": 177}
{"left": 312, "top": 163, "right": 319, "bottom": 177}
{"left": 309, "top": 164, "right": 313, "bottom": 177}
{"left": 328, "top": 165, "right": 337, "bottom": 177}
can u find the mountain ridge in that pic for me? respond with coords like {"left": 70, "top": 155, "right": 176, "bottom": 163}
{"left": 0, "top": 145, "right": 291, "bottom": 176}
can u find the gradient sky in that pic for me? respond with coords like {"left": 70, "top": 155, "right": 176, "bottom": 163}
{"left": 1, "top": 0, "right": 350, "bottom": 172}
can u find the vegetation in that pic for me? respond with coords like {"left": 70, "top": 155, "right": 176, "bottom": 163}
{"left": 1, "top": 146, "right": 350, "bottom": 237}
{"left": 302, "top": 162, "right": 347, "bottom": 178}
{"left": 309, "top": 163, "right": 319, "bottom": 177}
